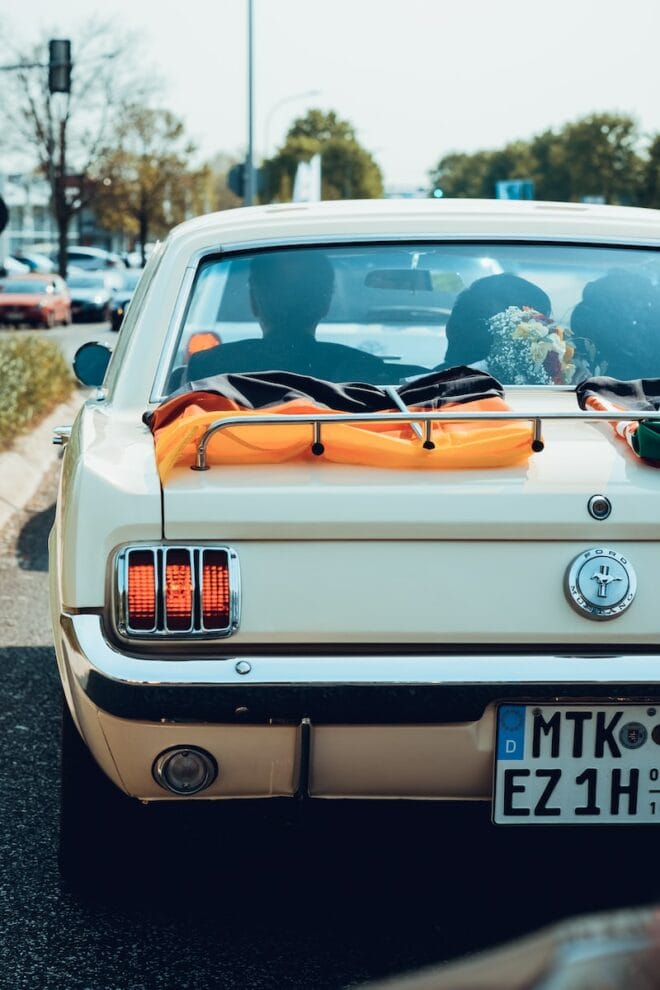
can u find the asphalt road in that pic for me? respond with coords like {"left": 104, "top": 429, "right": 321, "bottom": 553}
{"left": 1, "top": 352, "right": 660, "bottom": 988}
{"left": 28, "top": 316, "right": 119, "bottom": 366}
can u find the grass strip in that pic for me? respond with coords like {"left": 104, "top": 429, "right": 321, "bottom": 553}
{"left": 0, "top": 336, "right": 74, "bottom": 450}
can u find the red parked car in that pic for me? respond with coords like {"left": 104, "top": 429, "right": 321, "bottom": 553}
{"left": 0, "top": 273, "right": 71, "bottom": 328}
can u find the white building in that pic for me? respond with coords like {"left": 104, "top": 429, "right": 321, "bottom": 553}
{"left": 0, "top": 173, "right": 57, "bottom": 256}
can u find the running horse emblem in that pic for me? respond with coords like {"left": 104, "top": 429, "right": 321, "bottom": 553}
{"left": 591, "top": 562, "right": 623, "bottom": 599}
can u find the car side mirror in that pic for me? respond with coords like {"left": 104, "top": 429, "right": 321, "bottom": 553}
{"left": 73, "top": 341, "right": 112, "bottom": 386}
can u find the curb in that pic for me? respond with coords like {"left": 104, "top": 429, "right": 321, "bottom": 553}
{"left": 0, "top": 392, "right": 85, "bottom": 532}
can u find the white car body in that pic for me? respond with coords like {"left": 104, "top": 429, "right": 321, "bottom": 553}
{"left": 50, "top": 199, "right": 660, "bottom": 827}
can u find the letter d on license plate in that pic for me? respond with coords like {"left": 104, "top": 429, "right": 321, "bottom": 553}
{"left": 493, "top": 704, "right": 660, "bottom": 824}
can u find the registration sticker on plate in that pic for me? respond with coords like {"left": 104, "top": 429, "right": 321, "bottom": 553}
{"left": 493, "top": 704, "right": 660, "bottom": 824}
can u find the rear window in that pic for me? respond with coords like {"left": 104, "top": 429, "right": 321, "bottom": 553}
{"left": 160, "top": 242, "right": 660, "bottom": 395}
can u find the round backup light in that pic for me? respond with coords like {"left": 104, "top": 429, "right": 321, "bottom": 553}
{"left": 153, "top": 747, "right": 217, "bottom": 795}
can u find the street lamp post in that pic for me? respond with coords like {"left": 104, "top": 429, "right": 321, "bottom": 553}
{"left": 244, "top": 0, "right": 256, "bottom": 206}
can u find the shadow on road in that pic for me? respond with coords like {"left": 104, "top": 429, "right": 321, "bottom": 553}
{"left": 2, "top": 641, "right": 660, "bottom": 988}
{"left": 15, "top": 502, "right": 55, "bottom": 571}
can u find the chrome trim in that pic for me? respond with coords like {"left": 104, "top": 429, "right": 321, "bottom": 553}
{"left": 200, "top": 548, "right": 241, "bottom": 634}
{"left": 217, "top": 233, "right": 660, "bottom": 253}
{"left": 62, "top": 613, "right": 660, "bottom": 692}
{"left": 150, "top": 245, "right": 223, "bottom": 402}
{"left": 191, "top": 409, "right": 660, "bottom": 471}
{"left": 117, "top": 547, "right": 158, "bottom": 635}
{"left": 114, "top": 543, "right": 240, "bottom": 640}
{"left": 565, "top": 547, "right": 637, "bottom": 621}
{"left": 52, "top": 425, "right": 72, "bottom": 447}
{"left": 384, "top": 385, "right": 424, "bottom": 442}
{"left": 148, "top": 236, "right": 660, "bottom": 403}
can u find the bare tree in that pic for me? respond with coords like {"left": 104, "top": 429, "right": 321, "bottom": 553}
{"left": 1, "top": 22, "right": 155, "bottom": 275}
{"left": 92, "top": 105, "right": 209, "bottom": 266}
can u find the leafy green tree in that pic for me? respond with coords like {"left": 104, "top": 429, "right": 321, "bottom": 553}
{"left": 428, "top": 113, "right": 645, "bottom": 205}
{"left": 483, "top": 142, "right": 537, "bottom": 197}
{"left": 557, "top": 113, "right": 642, "bottom": 204}
{"left": 529, "top": 129, "right": 573, "bottom": 202}
{"left": 263, "top": 109, "right": 383, "bottom": 201}
{"left": 429, "top": 151, "right": 494, "bottom": 198}
{"left": 92, "top": 106, "right": 203, "bottom": 265}
{"left": 430, "top": 143, "right": 535, "bottom": 199}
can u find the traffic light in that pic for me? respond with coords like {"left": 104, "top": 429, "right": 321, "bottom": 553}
{"left": 48, "top": 39, "right": 72, "bottom": 94}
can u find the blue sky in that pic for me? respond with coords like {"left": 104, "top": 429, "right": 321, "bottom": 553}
{"left": 6, "top": 0, "right": 660, "bottom": 188}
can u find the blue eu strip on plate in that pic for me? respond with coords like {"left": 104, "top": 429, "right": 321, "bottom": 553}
{"left": 497, "top": 705, "right": 526, "bottom": 761}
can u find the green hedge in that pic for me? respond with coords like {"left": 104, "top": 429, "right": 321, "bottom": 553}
{"left": 0, "top": 337, "right": 74, "bottom": 450}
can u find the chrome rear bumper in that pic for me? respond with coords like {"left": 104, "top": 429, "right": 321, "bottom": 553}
{"left": 60, "top": 613, "right": 660, "bottom": 723}
{"left": 56, "top": 614, "right": 660, "bottom": 801}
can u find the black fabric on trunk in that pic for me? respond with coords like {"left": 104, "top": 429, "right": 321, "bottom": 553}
{"left": 576, "top": 376, "right": 660, "bottom": 411}
{"left": 144, "top": 367, "right": 504, "bottom": 431}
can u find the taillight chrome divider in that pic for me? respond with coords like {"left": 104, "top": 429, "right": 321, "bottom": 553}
{"left": 115, "top": 544, "right": 240, "bottom": 639}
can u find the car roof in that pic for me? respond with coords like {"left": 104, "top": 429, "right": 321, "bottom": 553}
{"left": 165, "top": 199, "right": 660, "bottom": 253}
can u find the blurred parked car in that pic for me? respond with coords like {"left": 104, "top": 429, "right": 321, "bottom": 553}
{"left": 64, "top": 246, "right": 126, "bottom": 271}
{"left": 0, "top": 273, "right": 71, "bottom": 328}
{"left": 110, "top": 268, "right": 144, "bottom": 331}
{"left": 0, "top": 256, "right": 30, "bottom": 276}
{"left": 11, "top": 251, "right": 57, "bottom": 273}
{"left": 67, "top": 271, "right": 118, "bottom": 322}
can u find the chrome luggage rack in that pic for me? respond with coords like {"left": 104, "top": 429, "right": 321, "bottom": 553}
{"left": 191, "top": 405, "right": 660, "bottom": 471}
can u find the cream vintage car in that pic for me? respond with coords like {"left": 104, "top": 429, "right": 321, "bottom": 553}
{"left": 50, "top": 199, "right": 660, "bottom": 881}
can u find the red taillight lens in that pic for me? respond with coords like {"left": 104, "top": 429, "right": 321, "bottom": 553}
{"left": 127, "top": 550, "right": 156, "bottom": 630}
{"left": 119, "top": 545, "right": 236, "bottom": 637}
{"left": 165, "top": 549, "right": 193, "bottom": 631}
{"left": 201, "top": 550, "right": 230, "bottom": 628}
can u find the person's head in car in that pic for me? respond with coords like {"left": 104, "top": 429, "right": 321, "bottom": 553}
{"left": 571, "top": 270, "right": 660, "bottom": 380}
{"left": 249, "top": 249, "right": 334, "bottom": 342}
{"left": 443, "top": 273, "right": 551, "bottom": 369}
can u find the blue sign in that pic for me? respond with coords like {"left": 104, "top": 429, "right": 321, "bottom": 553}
{"left": 495, "top": 180, "right": 535, "bottom": 201}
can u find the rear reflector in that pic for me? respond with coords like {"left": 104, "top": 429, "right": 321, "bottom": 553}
{"left": 118, "top": 545, "right": 238, "bottom": 638}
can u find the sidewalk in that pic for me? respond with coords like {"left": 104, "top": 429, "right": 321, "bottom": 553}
{"left": 0, "top": 393, "right": 84, "bottom": 532}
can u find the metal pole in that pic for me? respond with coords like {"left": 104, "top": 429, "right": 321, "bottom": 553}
{"left": 244, "top": 0, "right": 255, "bottom": 206}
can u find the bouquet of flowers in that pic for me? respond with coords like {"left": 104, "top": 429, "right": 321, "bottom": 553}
{"left": 486, "top": 306, "right": 576, "bottom": 385}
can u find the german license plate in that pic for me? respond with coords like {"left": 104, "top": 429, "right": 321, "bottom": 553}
{"left": 493, "top": 704, "right": 660, "bottom": 824}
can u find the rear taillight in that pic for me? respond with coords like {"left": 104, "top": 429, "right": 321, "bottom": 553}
{"left": 118, "top": 545, "right": 238, "bottom": 637}
{"left": 165, "top": 548, "right": 194, "bottom": 631}
{"left": 201, "top": 550, "right": 231, "bottom": 629}
{"left": 127, "top": 550, "right": 157, "bottom": 631}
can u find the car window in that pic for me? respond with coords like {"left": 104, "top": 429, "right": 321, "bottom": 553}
{"left": 66, "top": 274, "right": 107, "bottom": 289}
{"left": 0, "top": 279, "right": 48, "bottom": 293}
{"left": 159, "top": 242, "right": 660, "bottom": 396}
